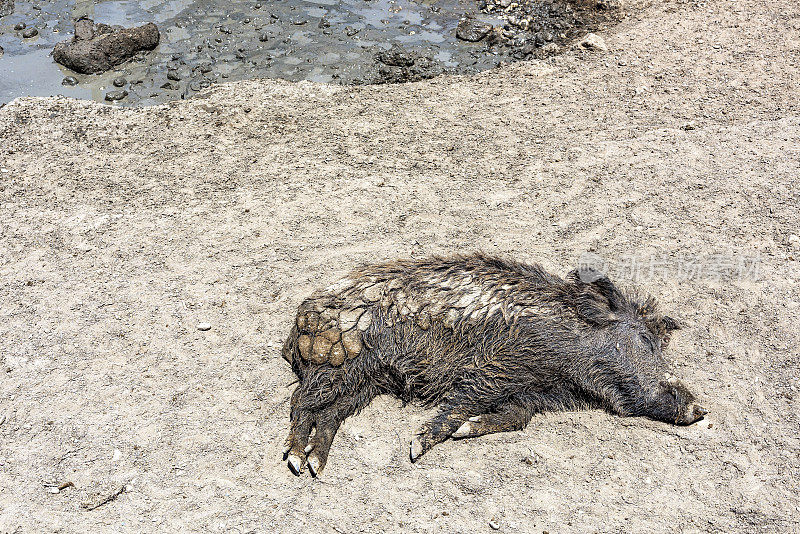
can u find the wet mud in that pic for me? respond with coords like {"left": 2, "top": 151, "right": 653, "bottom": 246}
{"left": 0, "top": 0, "right": 619, "bottom": 106}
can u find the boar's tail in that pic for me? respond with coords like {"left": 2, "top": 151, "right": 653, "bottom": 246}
{"left": 282, "top": 326, "right": 298, "bottom": 365}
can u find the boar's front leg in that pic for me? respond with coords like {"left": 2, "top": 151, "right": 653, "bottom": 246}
{"left": 450, "top": 401, "right": 534, "bottom": 440}
{"left": 409, "top": 400, "right": 477, "bottom": 462}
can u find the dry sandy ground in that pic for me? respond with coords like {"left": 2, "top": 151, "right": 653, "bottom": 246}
{"left": 1, "top": 0, "right": 799, "bottom": 532}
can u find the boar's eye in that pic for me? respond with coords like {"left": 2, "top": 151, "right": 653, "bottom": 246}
{"left": 640, "top": 333, "right": 655, "bottom": 352}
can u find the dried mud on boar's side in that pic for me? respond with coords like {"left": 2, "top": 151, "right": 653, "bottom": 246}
{"left": 280, "top": 253, "right": 706, "bottom": 476}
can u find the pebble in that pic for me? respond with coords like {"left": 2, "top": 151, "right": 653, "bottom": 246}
{"left": 197, "top": 322, "right": 212, "bottom": 331}
{"left": 112, "top": 76, "right": 127, "bottom": 87}
{"left": 104, "top": 90, "right": 128, "bottom": 101}
{"left": 14, "top": 22, "right": 26, "bottom": 31}
{"left": 259, "top": 32, "right": 270, "bottom": 42}
{"left": 62, "top": 76, "right": 78, "bottom": 86}
{"left": 456, "top": 16, "right": 491, "bottom": 42}
{"left": 22, "top": 27, "right": 38, "bottom": 38}
{"left": 580, "top": 33, "right": 608, "bottom": 52}
{"left": 489, "top": 519, "right": 500, "bottom": 530}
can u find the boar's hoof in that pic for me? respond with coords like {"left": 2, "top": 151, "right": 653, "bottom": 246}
{"left": 287, "top": 454, "right": 304, "bottom": 476}
{"left": 409, "top": 438, "right": 424, "bottom": 462}
{"left": 452, "top": 416, "right": 482, "bottom": 438}
{"left": 452, "top": 421, "right": 472, "bottom": 439}
{"left": 677, "top": 404, "right": 708, "bottom": 425}
{"left": 307, "top": 456, "right": 322, "bottom": 477}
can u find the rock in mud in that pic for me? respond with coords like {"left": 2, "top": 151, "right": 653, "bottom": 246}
{"left": 53, "top": 18, "right": 160, "bottom": 74}
{"left": 372, "top": 45, "right": 443, "bottom": 84}
{"left": 104, "top": 90, "right": 128, "bottom": 101}
{"left": 456, "top": 16, "right": 492, "bottom": 42}
{"left": 0, "top": 0, "right": 13, "bottom": 18}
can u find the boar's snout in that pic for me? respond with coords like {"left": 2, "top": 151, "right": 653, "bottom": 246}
{"left": 650, "top": 377, "right": 707, "bottom": 426}
{"left": 676, "top": 403, "right": 708, "bottom": 426}
{"left": 661, "top": 378, "right": 707, "bottom": 425}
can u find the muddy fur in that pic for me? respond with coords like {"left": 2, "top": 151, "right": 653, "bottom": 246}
{"left": 281, "top": 253, "right": 706, "bottom": 476}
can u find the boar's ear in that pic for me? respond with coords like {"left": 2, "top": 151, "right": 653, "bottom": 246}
{"left": 661, "top": 315, "right": 681, "bottom": 346}
{"left": 567, "top": 269, "right": 622, "bottom": 326}
{"left": 663, "top": 316, "right": 681, "bottom": 332}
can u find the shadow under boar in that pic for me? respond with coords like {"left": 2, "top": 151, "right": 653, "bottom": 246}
{"left": 281, "top": 253, "right": 706, "bottom": 476}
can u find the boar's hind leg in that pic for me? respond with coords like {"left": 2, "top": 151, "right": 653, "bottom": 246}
{"left": 284, "top": 399, "right": 314, "bottom": 476}
{"left": 409, "top": 402, "right": 475, "bottom": 463}
{"left": 304, "top": 407, "right": 342, "bottom": 477}
{"left": 451, "top": 401, "right": 534, "bottom": 440}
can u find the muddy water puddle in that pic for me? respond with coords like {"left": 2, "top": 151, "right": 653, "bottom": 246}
{"left": 0, "top": 0, "right": 617, "bottom": 106}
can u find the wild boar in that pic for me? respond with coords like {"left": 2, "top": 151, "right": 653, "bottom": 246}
{"left": 281, "top": 253, "right": 706, "bottom": 476}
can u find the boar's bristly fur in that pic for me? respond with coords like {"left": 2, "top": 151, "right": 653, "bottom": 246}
{"left": 280, "top": 253, "right": 706, "bottom": 476}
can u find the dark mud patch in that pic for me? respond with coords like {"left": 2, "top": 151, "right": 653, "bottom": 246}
{"left": 0, "top": 0, "right": 622, "bottom": 106}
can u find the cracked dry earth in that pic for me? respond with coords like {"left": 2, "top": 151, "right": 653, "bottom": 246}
{"left": 0, "top": 0, "right": 799, "bottom": 532}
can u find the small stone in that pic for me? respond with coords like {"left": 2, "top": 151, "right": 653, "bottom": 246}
{"left": 456, "top": 16, "right": 491, "bottom": 42}
{"left": 197, "top": 322, "right": 212, "bottom": 331}
{"left": 22, "top": 27, "right": 38, "bottom": 38}
{"left": 596, "top": 0, "right": 623, "bottom": 8}
{"left": 62, "top": 76, "right": 78, "bottom": 86}
{"left": 489, "top": 519, "right": 500, "bottom": 530}
{"left": 47, "top": 486, "right": 61, "bottom": 494}
{"left": 104, "top": 90, "right": 128, "bottom": 101}
{"left": 14, "top": 22, "right": 26, "bottom": 31}
{"left": 219, "top": 25, "right": 232, "bottom": 34}
{"left": 681, "top": 121, "right": 697, "bottom": 131}
{"left": 112, "top": 76, "right": 127, "bottom": 87}
{"left": 167, "top": 70, "right": 181, "bottom": 81}
{"left": 259, "top": 33, "right": 270, "bottom": 42}
{"left": 580, "top": 33, "right": 608, "bottom": 52}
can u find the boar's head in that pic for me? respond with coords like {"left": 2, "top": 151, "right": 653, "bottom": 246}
{"left": 568, "top": 268, "right": 707, "bottom": 426}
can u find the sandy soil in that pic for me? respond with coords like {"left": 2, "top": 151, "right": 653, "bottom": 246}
{"left": 1, "top": 0, "right": 799, "bottom": 531}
